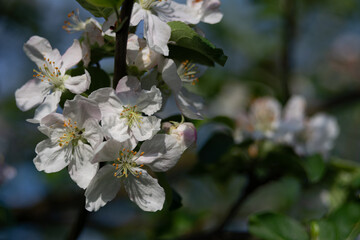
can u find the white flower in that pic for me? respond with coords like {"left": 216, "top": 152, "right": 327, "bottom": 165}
{"left": 63, "top": 10, "right": 105, "bottom": 67}
{"left": 104, "top": 0, "right": 198, "bottom": 55}
{"left": 15, "top": 36, "right": 90, "bottom": 123}
{"left": 162, "top": 121, "right": 197, "bottom": 152}
{"left": 127, "top": 34, "right": 162, "bottom": 72}
{"left": 89, "top": 76, "right": 162, "bottom": 142}
{"left": 291, "top": 114, "right": 339, "bottom": 157}
{"left": 187, "top": 0, "right": 223, "bottom": 24}
{"left": 33, "top": 95, "right": 103, "bottom": 189}
{"left": 85, "top": 134, "right": 182, "bottom": 212}
{"left": 159, "top": 58, "right": 204, "bottom": 119}
{"left": 248, "top": 97, "right": 281, "bottom": 140}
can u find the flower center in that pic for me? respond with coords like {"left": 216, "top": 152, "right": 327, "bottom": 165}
{"left": 58, "top": 119, "right": 84, "bottom": 147}
{"left": 254, "top": 109, "right": 276, "bottom": 132}
{"left": 120, "top": 105, "right": 143, "bottom": 127}
{"left": 62, "top": 10, "right": 87, "bottom": 33}
{"left": 139, "top": 0, "right": 163, "bottom": 9}
{"left": 33, "top": 57, "right": 67, "bottom": 91}
{"left": 178, "top": 60, "right": 199, "bottom": 85}
{"left": 113, "top": 149, "right": 145, "bottom": 178}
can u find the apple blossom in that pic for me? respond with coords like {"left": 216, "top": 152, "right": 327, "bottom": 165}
{"left": 162, "top": 120, "right": 197, "bottom": 152}
{"left": 187, "top": 0, "right": 223, "bottom": 24}
{"left": 33, "top": 95, "right": 103, "bottom": 189}
{"left": 89, "top": 76, "right": 162, "bottom": 142}
{"left": 85, "top": 134, "right": 182, "bottom": 212}
{"left": 15, "top": 36, "right": 90, "bottom": 123}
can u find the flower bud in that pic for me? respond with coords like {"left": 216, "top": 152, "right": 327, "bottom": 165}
{"left": 163, "top": 122, "right": 197, "bottom": 151}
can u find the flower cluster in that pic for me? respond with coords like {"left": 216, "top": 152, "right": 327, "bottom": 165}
{"left": 15, "top": 0, "right": 222, "bottom": 212}
{"left": 234, "top": 96, "right": 339, "bottom": 158}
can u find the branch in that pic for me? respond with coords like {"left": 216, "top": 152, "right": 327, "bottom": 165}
{"left": 280, "top": 0, "right": 297, "bottom": 102}
{"left": 113, "top": 0, "right": 134, "bottom": 88}
{"left": 66, "top": 199, "right": 88, "bottom": 240}
{"left": 307, "top": 89, "right": 360, "bottom": 115}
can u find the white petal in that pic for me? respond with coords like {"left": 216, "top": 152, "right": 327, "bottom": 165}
{"left": 61, "top": 39, "right": 82, "bottom": 70}
{"left": 85, "top": 19, "right": 104, "bottom": 46}
{"left": 136, "top": 86, "right": 162, "bottom": 116}
{"left": 85, "top": 164, "right": 122, "bottom": 211}
{"left": 175, "top": 88, "right": 204, "bottom": 120}
{"left": 23, "top": 36, "right": 52, "bottom": 68}
{"left": 124, "top": 169, "right": 165, "bottom": 212}
{"left": 143, "top": 11, "right": 170, "bottom": 56}
{"left": 64, "top": 70, "right": 91, "bottom": 94}
{"left": 63, "top": 95, "right": 101, "bottom": 126}
{"left": 28, "top": 90, "right": 62, "bottom": 124}
{"left": 102, "top": 115, "right": 130, "bottom": 142}
{"left": 202, "top": 10, "right": 223, "bottom": 24}
{"left": 115, "top": 76, "right": 141, "bottom": 94}
{"left": 89, "top": 88, "right": 124, "bottom": 118}
{"left": 158, "top": 58, "right": 182, "bottom": 93}
{"left": 102, "top": 11, "right": 117, "bottom": 32}
{"left": 68, "top": 141, "right": 98, "bottom": 189}
{"left": 15, "top": 79, "right": 49, "bottom": 111}
{"left": 38, "top": 113, "right": 65, "bottom": 137}
{"left": 34, "top": 139, "right": 71, "bottom": 173}
{"left": 130, "top": 116, "right": 161, "bottom": 141}
{"left": 153, "top": 1, "right": 199, "bottom": 24}
{"left": 136, "top": 134, "right": 182, "bottom": 172}
{"left": 81, "top": 42, "right": 91, "bottom": 67}
{"left": 282, "top": 95, "right": 306, "bottom": 132}
{"left": 130, "top": 3, "right": 145, "bottom": 26}
{"left": 82, "top": 118, "right": 103, "bottom": 149}
{"left": 92, "top": 138, "right": 137, "bottom": 163}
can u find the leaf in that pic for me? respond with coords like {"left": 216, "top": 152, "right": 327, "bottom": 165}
{"left": 86, "top": 66, "right": 111, "bottom": 93}
{"left": 249, "top": 212, "right": 309, "bottom": 240}
{"left": 86, "top": 0, "right": 123, "bottom": 8}
{"left": 198, "top": 131, "right": 234, "bottom": 164}
{"left": 76, "top": 0, "right": 114, "bottom": 18}
{"left": 168, "top": 21, "right": 227, "bottom": 67}
{"left": 239, "top": 177, "right": 301, "bottom": 216}
{"left": 310, "top": 220, "right": 337, "bottom": 240}
{"left": 328, "top": 203, "right": 360, "bottom": 240}
{"left": 302, "top": 154, "right": 325, "bottom": 183}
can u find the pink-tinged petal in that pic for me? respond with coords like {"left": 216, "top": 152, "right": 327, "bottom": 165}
{"left": 61, "top": 39, "right": 82, "bottom": 71}
{"left": 158, "top": 58, "right": 182, "bottom": 93}
{"left": 33, "top": 139, "right": 71, "bottom": 173}
{"left": 23, "top": 36, "right": 52, "bottom": 67}
{"left": 82, "top": 118, "right": 103, "bottom": 149}
{"left": 15, "top": 79, "right": 50, "bottom": 111}
{"left": 102, "top": 116, "right": 130, "bottom": 142}
{"left": 63, "top": 95, "right": 101, "bottom": 126}
{"left": 130, "top": 3, "right": 145, "bottom": 26}
{"left": 154, "top": 1, "right": 199, "bottom": 24}
{"left": 124, "top": 169, "right": 165, "bottom": 212}
{"left": 169, "top": 122, "right": 197, "bottom": 152}
{"left": 115, "top": 76, "right": 141, "bottom": 94}
{"left": 143, "top": 11, "right": 170, "bottom": 56}
{"left": 92, "top": 138, "right": 137, "bottom": 163}
{"left": 68, "top": 141, "right": 98, "bottom": 189}
{"left": 175, "top": 88, "right": 204, "bottom": 120}
{"left": 27, "top": 90, "right": 62, "bottom": 124}
{"left": 130, "top": 116, "right": 161, "bottom": 141}
{"left": 64, "top": 70, "right": 91, "bottom": 94}
{"left": 85, "top": 164, "right": 122, "bottom": 212}
{"left": 89, "top": 88, "right": 124, "bottom": 117}
{"left": 136, "top": 86, "right": 162, "bottom": 116}
{"left": 136, "top": 134, "right": 182, "bottom": 171}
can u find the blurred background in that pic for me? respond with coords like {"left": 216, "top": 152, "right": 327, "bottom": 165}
{"left": 1, "top": 0, "right": 360, "bottom": 239}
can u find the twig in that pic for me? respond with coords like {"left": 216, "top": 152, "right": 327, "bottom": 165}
{"left": 113, "top": 0, "right": 134, "bottom": 88}
{"left": 280, "top": 0, "right": 297, "bottom": 103}
{"left": 66, "top": 198, "right": 88, "bottom": 240}
{"left": 307, "top": 89, "right": 360, "bottom": 115}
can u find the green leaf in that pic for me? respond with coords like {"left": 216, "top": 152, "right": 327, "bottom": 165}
{"left": 86, "top": 66, "right": 111, "bottom": 93}
{"left": 249, "top": 212, "right": 309, "bottom": 240}
{"left": 168, "top": 21, "right": 227, "bottom": 67}
{"left": 86, "top": 0, "right": 123, "bottom": 8}
{"left": 328, "top": 203, "right": 360, "bottom": 240}
{"left": 310, "top": 220, "right": 337, "bottom": 240}
{"left": 302, "top": 154, "right": 325, "bottom": 183}
{"left": 76, "top": 0, "right": 114, "bottom": 18}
